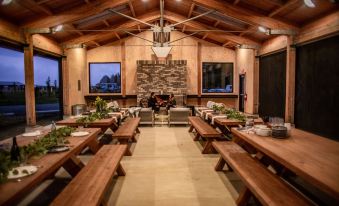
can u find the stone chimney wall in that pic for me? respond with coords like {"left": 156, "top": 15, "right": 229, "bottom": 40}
{"left": 137, "top": 60, "right": 187, "bottom": 103}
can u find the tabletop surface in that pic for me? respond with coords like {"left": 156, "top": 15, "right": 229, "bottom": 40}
{"left": 0, "top": 128, "right": 100, "bottom": 205}
{"left": 56, "top": 117, "right": 116, "bottom": 126}
{"left": 231, "top": 127, "right": 339, "bottom": 200}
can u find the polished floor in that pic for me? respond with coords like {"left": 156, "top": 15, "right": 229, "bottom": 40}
{"left": 20, "top": 126, "right": 242, "bottom": 206}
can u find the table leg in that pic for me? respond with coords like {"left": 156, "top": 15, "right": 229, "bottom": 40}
{"left": 87, "top": 139, "right": 100, "bottom": 154}
{"left": 62, "top": 155, "right": 85, "bottom": 177}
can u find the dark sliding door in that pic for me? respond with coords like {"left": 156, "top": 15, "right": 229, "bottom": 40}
{"left": 259, "top": 51, "right": 286, "bottom": 119}
{"left": 295, "top": 35, "right": 339, "bottom": 140}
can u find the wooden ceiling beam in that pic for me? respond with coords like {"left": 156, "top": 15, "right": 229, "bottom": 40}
{"left": 268, "top": 0, "right": 301, "bottom": 17}
{"left": 213, "top": 20, "right": 220, "bottom": 27}
{"left": 182, "top": 25, "right": 186, "bottom": 32}
{"left": 66, "top": 24, "right": 84, "bottom": 36}
{"left": 192, "top": 0, "right": 298, "bottom": 30}
{"left": 222, "top": 41, "right": 232, "bottom": 47}
{"left": 90, "top": 41, "right": 101, "bottom": 47}
{"left": 36, "top": 0, "right": 52, "bottom": 5}
{"left": 233, "top": 0, "right": 241, "bottom": 5}
{"left": 103, "top": 20, "right": 110, "bottom": 27}
{"left": 128, "top": 0, "right": 136, "bottom": 17}
{"left": 260, "top": 0, "right": 284, "bottom": 6}
{"left": 62, "top": 11, "right": 160, "bottom": 45}
{"left": 114, "top": 32, "right": 121, "bottom": 40}
{"left": 16, "top": 0, "right": 53, "bottom": 15}
{"left": 202, "top": 33, "right": 208, "bottom": 39}
{"left": 22, "top": 0, "right": 129, "bottom": 28}
{"left": 137, "top": 25, "right": 141, "bottom": 32}
{"left": 188, "top": 3, "right": 195, "bottom": 18}
{"left": 164, "top": 11, "right": 260, "bottom": 46}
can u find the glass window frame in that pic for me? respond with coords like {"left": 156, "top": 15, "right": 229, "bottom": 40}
{"left": 201, "top": 62, "right": 234, "bottom": 94}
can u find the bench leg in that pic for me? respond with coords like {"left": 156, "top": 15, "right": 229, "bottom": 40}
{"left": 236, "top": 187, "right": 252, "bottom": 206}
{"left": 202, "top": 140, "right": 217, "bottom": 154}
{"left": 136, "top": 127, "right": 140, "bottom": 133}
{"left": 119, "top": 139, "right": 132, "bottom": 156}
{"left": 193, "top": 133, "right": 200, "bottom": 141}
{"left": 131, "top": 134, "right": 137, "bottom": 143}
{"left": 63, "top": 155, "right": 85, "bottom": 177}
{"left": 215, "top": 157, "right": 226, "bottom": 171}
{"left": 188, "top": 125, "right": 194, "bottom": 132}
{"left": 116, "top": 163, "right": 126, "bottom": 176}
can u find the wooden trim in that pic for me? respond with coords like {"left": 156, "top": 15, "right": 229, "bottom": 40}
{"left": 121, "top": 41, "right": 126, "bottom": 97}
{"left": 197, "top": 42, "right": 202, "bottom": 97}
{"left": 23, "top": 34, "right": 36, "bottom": 126}
{"left": 285, "top": 36, "right": 295, "bottom": 123}
{"left": 187, "top": 95, "right": 238, "bottom": 98}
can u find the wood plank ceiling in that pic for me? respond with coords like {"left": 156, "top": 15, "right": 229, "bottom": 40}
{"left": 0, "top": 0, "right": 337, "bottom": 49}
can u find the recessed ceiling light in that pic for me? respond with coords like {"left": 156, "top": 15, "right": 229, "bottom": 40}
{"left": 142, "top": 0, "right": 149, "bottom": 2}
{"left": 176, "top": 0, "right": 182, "bottom": 2}
{"left": 53, "top": 25, "right": 63, "bottom": 32}
{"left": 258, "top": 26, "right": 267, "bottom": 33}
{"left": 304, "top": 0, "right": 316, "bottom": 8}
{"left": 1, "top": 0, "right": 12, "bottom": 5}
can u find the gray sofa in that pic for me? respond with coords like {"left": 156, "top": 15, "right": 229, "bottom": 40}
{"left": 168, "top": 107, "right": 191, "bottom": 126}
{"left": 139, "top": 108, "right": 154, "bottom": 126}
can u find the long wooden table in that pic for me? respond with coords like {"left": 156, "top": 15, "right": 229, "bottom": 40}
{"left": 231, "top": 127, "right": 339, "bottom": 202}
{"left": 0, "top": 128, "right": 101, "bottom": 206}
{"left": 56, "top": 117, "right": 118, "bottom": 133}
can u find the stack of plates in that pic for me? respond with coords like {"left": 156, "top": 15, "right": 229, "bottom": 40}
{"left": 272, "top": 126, "right": 288, "bottom": 138}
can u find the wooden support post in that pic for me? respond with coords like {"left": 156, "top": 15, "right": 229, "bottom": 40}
{"left": 24, "top": 34, "right": 36, "bottom": 126}
{"left": 285, "top": 36, "right": 296, "bottom": 123}
{"left": 197, "top": 42, "right": 202, "bottom": 97}
{"left": 62, "top": 56, "right": 70, "bottom": 115}
{"left": 121, "top": 41, "right": 126, "bottom": 97}
{"left": 253, "top": 50, "right": 259, "bottom": 114}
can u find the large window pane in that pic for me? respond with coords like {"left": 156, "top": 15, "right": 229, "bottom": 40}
{"left": 202, "top": 62, "right": 233, "bottom": 93}
{"left": 89, "top": 62, "right": 121, "bottom": 93}
{"left": 34, "top": 55, "right": 62, "bottom": 123}
{"left": 0, "top": 46, "right": 25, "bottom": 139}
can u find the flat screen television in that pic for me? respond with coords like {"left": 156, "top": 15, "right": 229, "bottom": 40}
{"left": 89, "top": 62, "right": 121, "bottom": 93}
{"left": 202, "top": 62, "right": 233, "bottom": 93}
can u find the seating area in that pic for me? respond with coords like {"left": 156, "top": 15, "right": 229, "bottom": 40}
{"left": 0, "top": 1, "right": 339, "bottom": 206}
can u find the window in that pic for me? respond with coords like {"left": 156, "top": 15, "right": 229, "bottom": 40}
{"left": 34, "top": 54, "right": 62, "bottom": 122}
{"left": 89, "top": 62, "right": 121, "bottom": 93}
{"left": 0, "top": 45, "right": 25, "bottom": 138}
{"left": 202, "top": 62, "right": 233, "bottom": 93}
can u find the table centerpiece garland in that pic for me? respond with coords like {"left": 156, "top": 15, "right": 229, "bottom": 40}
{"left": 0, "top": 126, "right": 75, "bottom": 183}
{"left": 212, "top": 104, "right": 246, "bottom": 122}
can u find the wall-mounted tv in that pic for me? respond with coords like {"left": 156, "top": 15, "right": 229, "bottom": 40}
{"left": 202, "top": 62, "right": 233, "bottom": 93}
{"left": 89, "top": 62, "right": 121, "bottom": 93}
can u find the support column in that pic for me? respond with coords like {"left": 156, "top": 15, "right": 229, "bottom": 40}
{"left": 121, "top": 41, "right": 126, "bottom": 97}
{"left": 24, "top": 34, "right": 36, "bottom": 126}
{"left": 62, "top": 56, "right": 70, "bottom": 115}
{"left": 253, "top": 50, "right": 260, "bottom": 114}
{"left": 285, "top": 36, "right": 296, "bottom": 123}
{"left": 197, "top": 42, "right": 202, "bottom": 97}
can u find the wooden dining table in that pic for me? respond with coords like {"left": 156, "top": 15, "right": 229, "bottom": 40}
{"left": 0, "top": 128, "right": 101, "bottom": 206}
{"left": 56, "top": 116, "right": 118, "bottom": 133}
{"left": 231, "top": 127, "right": 339, "bottom": 202}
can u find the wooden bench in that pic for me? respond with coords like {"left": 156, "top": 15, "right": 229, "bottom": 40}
{"left": 50, "top": 145, "right": 127, "bottom": 206}
{"left": 188, "top": 116, "right": 222, "bottom": 154}
{"left": 112, "top": 117, "right": 141, "bottom": 156}
{"left": 212, "top": 142, "right": 313, "bottom": 206}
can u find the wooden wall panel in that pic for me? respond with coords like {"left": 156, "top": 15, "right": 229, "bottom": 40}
{"left": 259, "top": 35, "right": 288, "bottom": 56}
{"left": 85, "top": 31, "right": 236, "bottom": 97}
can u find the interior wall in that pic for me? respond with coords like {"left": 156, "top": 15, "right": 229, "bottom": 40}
{"left": 86, "top": 31, "right": 236, "bottom": 97}
{"left": 235, "top": 48, "right": 255, "bottom": 113}
{"left": 65, "top": 48, "right": 87, "bottom": 112}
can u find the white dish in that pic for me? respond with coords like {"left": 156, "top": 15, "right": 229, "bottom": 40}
{"left": 71, "top": 131, "right": 89, "bottom": 137}
{"left": 22, "top": 131, "right": 41, "bottom": 137}
{"left": 254, "top": 125, "right": 268, "bottom": 129}
{"left": 48, "top": 145, "right": 70, "bottom": 153}
{"left": 255, "top": 128, "right": 272, "bottom": 137}
{"left": 8, "top": 165, "right": 38, "bottom": 179}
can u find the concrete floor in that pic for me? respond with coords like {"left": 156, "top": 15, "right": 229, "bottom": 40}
{"left": 19, "top": 126, "right": 243, "bottom": 206}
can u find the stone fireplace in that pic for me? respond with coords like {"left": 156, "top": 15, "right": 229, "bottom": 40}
{"left": 136, "top": 60, "right": 187, "bottom": 103}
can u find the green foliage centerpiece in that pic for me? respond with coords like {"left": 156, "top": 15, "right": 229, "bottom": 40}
{"left": 0, "top": 126, "right": 75, "bottom": 183}
{"left": 224, "top": 108, "right": 246, "bottom": 122}
{"left": 76, "top": 97, "right": 109, "bottom": 126}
